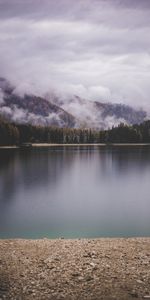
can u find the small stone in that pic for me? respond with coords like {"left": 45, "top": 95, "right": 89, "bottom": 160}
{"left": 143, "top": 296, "right": 150, "bottom": 299}
{"left": 71, "top": 272, "right": 80, "bottom": 277}
{"left": 47, "top": 265, "right": 55, "bottom": 270}
{"left": 83, "top": 251, "right": 97, "bottom": 258}
{"left": 23, "top": 287, "right": 27, "bottom": 292}
{"left": 112, "top": 275, "right": 118, "bottom": 279}
{"left": 129, "top": 290, "right": 138, "bottom": 298}
{"left": 85, "top": 275, "right": 93, "bottom": 281}
{"left": 136, "top": 279, "right": 144, "bottom": 284}
{"left": 89, "top": 262, "right": 97, "bottom": 270}
{"left": 78, "top": 276, "right": 84, "bottom": 281}
{"left": 89, "top": 262, "right": 96, "bottom": 267}
{"left": 54, "top": 257, "right": 60, "bottom": 261}
{"left": 57, "top": 295, "right": 65, "bottom": 300}
{"left": 83, "top": 253, "right": 90, "bottom": 258}
{"left": 27, "top": 289, "right": 34, "bottom": 294}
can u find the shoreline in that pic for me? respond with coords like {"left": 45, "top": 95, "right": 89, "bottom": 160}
{"left": 0, "top": 143, "right": 150, "bottom": 149}
{"left": 0, "top": 237, "right": 150, "bottom": 299}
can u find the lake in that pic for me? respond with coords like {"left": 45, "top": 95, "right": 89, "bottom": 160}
{"left": 0, "top": 145, "right": 150, "bottom": 238}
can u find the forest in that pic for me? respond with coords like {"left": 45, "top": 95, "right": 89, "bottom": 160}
{"left": 0, "top": 116, "right": 150, "bottom": 146}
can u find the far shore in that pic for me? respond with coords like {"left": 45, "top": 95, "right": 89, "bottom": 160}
{"left": 32, "top": 143, "right": 150, "bottom": 147}
{"left": 0, "top": 237, "right": 150, "bottom": 299}
{"left": 0, "top": 143, "right": 150, "bottom": 149}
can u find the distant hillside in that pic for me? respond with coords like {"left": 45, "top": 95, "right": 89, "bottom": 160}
{"left": 53, "top": 95, "right": 147, "bottom": 129}
{"left": 0, "top": 78, "right": 76, "bottom": 128}
{"left": 0, "top": 78, "right": 147, "bottom": 129}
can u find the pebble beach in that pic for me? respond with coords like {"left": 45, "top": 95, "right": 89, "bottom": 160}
{"left": 0, "top": 238, "right": 150, "bottom": 300}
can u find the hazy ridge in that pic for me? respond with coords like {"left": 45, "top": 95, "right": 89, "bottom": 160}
{"left": 0, "top": 78, "right": 147, "bottom": 129}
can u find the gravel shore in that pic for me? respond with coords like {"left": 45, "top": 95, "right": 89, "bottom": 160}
{"left": 0, "top": 238, "right": 150, "bottom": 300}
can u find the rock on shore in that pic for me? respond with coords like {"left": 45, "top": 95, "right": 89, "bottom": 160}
{"left": 0, "top": 238, "right": 150, "bottom": 300}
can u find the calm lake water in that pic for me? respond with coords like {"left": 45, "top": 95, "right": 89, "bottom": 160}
{"left": 0, "top": 145, "right": 150, "bottom": 238}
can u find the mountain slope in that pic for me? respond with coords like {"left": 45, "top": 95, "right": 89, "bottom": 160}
{"left": 53, "top": 95, "right": 146, "bottom": 129}
{"left": 0, "top": 78, "right": 147, "bottom": 128}
{"left": 0, "top": 78, "right": 76, "bottom": 127}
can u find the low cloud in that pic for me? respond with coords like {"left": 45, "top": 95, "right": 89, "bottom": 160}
{"left": 0, "top": 103, "right": 68, "bottom": 127}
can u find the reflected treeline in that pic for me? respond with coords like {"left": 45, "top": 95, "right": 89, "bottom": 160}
{"left": 96, "top": 146, "right": 150, "bottom": 176}
{"left": 0, "top": 149, "right": 20, "bottom": 203}
{"left": 0, "top": 147, "right": 77, "bottom": 203}
{"left": 111, "top": 146, "right": 150, "bottom": 173}
{"left": 0, "top": 145, "right": 150, "bottom": 204}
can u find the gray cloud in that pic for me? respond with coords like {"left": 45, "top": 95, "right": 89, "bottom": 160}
{"left": 0, "top": 0, "right": 150, "bottom": 109}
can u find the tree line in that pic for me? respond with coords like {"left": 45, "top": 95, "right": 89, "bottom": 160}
{"left": 0, "top": 116, "right": 150, "bottom": 146}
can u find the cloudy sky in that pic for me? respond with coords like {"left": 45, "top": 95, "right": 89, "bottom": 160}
{"left": 0, "top": 0, "right": 150, "bottom": 108}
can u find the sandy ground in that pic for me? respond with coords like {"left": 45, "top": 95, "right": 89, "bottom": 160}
{"left": 1, "top": 143, "right": 150, "bottom": 149}
{"left": 32, "top": 143, "right": 150, "bottom": 147}
{"left": 0, "top": 238, "right": 150, "bottom": 300}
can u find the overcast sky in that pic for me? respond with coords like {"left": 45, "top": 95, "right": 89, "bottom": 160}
{"left": 0, "top": 0, "right": 150, "bottom": 108}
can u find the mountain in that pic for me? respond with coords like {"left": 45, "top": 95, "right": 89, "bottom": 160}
{"left": 50, "top": 95, "right": 147, "bottom": 129}
{"left": 0, "top": 78, "right": 76, "bottom": 127}
{"left": 0, "top": 78, "right": 147, "bottom": 128}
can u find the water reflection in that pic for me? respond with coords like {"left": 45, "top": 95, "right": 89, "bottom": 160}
{"left": 0, "top": 146, "right": 150, "bottom": 238}
{"left": 0, "top": 147, "right": 75, "bottom": 202}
